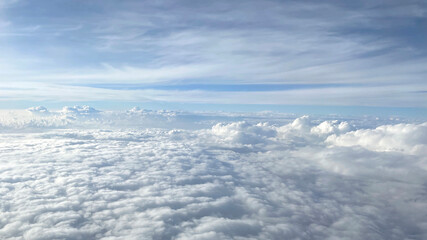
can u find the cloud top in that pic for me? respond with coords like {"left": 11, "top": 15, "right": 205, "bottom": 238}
{"left": 0, "top": 108, "right": 426, "bottom": 239}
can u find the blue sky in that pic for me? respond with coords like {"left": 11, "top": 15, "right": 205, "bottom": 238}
{"left": 0, "top": 0, "right": 426, "bottom": 115}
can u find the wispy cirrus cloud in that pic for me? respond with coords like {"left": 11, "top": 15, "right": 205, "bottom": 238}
{"left": 1, "top": 81, "right": 426, "bottom": 108}
{"left": 0, "top": 0, "right": 426, "bottom": 108}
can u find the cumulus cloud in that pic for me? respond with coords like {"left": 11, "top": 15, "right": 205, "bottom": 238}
{"left": 211, "top": 121, "right": 276, "bottom": 145}
{"left": 327, "top": 122, "right": 427, "bottom": 155}
{"left": 0, "top": 106, "right": 298, "bottom": 130}
{"left": 26, "top": 106, "right": 49, "bottom": 115}
{"left": 0, "top": 109, "right": 426, "bottom": 239}
{"left": 60, "top": 105, "right": 100, "bottom": 116}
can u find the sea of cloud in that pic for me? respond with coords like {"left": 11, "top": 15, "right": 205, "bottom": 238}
{"left": 0, "top": 106, "right": 426, "bottom": 239}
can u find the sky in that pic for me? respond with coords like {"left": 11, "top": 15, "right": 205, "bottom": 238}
{"left": 1, "top": 2, "right": 427, "bottom": 238}
{"left": 0, "top": 0, "right": 426, "bottom": 115}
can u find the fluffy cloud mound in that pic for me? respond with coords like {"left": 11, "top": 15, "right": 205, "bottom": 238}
{"left": 0, "top": 106, "right": 181, "bottom": 130}
{"left": 60, "top": 105, "right": 100, "bottom": 116}
{"left": 211, "top": 121, "right": 276, "bottom": 145}
{"left": 0, "top": 106, "right": 103, "bottom": 130}
{"left": 0, "top": 110, "right": 426, "bottom": 239}
{"left": 327, "top": 122, "right": 427, "bottom": 155}
{"left": 26, "top": 106, "right": 50, "bottom": 115}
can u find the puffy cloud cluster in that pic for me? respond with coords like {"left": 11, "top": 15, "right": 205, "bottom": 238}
{"left": 0, "top": 109, "right": 426, "bottom": 239}
{"left": 60, "top": 105, "right": 100, "bottom": 116}
{"left": 0, "top": 106, "right": 297, "bottom": 130}
{"left": 327, "top": 123, "right": 427, "bottom": 155}
{"left": 210, "top": 116, "right": 354, "bottom": 150}
{"left": 0, "top": 106, "right": 184, "bottom": 130}
{"left": 0, "top": 106, "right": 106, "bottom": 130}
{"left": 212, "top": 121, "right": 276, "bottom": 145}
{"left": 26, "top": 106, "right": 50, "bottom": 115}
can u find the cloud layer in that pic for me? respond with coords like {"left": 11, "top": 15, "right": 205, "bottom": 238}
{"left": 0, "top": 0, "right": 426, "bottom": 107}
{"left": 0, "top": 108, "right": 426, "bottom": 239}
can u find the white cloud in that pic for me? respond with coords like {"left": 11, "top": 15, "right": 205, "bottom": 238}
{"left": 0, "top": 0, "right": 426, "bottom": 107}
{"left": 1, "top": 81, "right": 426, "bottom": 108}
{"left": 60, "top": 105, "right": 100, "bottom": 116}
{"left": 326, "top": 122, "right": 427, "bottom": 155}
{"left": 0, "top": 109, "right": 426, "bottom": 239}
{"left": 26, "top": 106, "right": 49, "bottom": 114}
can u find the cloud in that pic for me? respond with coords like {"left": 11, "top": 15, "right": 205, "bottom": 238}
{"left": 1, "top": 110, "right": 425, "bottom": 239}
{"left": 60, "top": 105, "right": 100, "bottom": 116}
{"left": 0, "top": 1, "right": 426, "bottom": 107}
{"left": 1, "top": 81, "right": 426, "bottom": 108}
{"left": 26, "top": 106, "right": 49, "bottom": 114}
{"left": 326, "top": 122, "right": 427, "bottom": 155}
{"left": 211, "top": 121, "right": 276, "bottom": 145}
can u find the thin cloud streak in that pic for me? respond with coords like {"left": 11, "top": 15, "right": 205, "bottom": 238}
{"left": 0, "top": 0, "right": 426, "bottom": 107}
{"left": 0, "top": 82, "right": 425, "bottom": 108}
